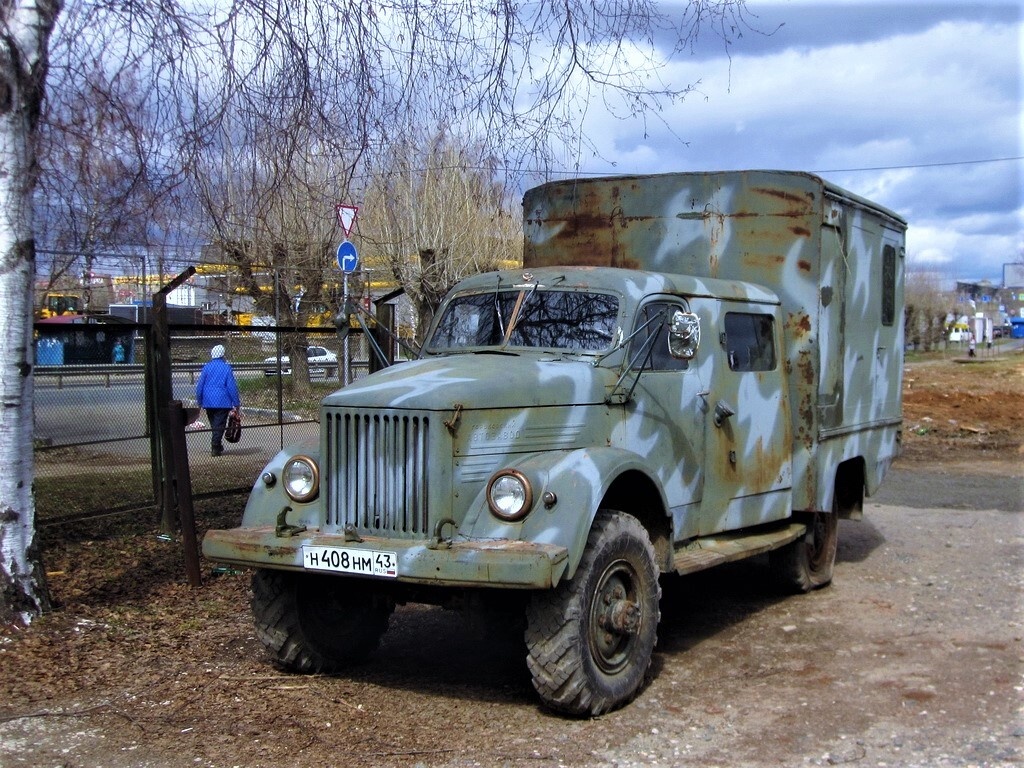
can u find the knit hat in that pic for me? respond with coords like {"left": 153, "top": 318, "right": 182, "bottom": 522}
{"left": 211, "top": 344, "right": 226, "bottom": 359}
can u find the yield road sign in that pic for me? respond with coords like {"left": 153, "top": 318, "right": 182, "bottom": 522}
{"left": 336, "top": 204, "right": 358, "bottom": 237}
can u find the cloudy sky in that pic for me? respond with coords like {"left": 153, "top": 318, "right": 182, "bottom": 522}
{"left": 569, "top": 0, "right": 1021, "bottom": 285}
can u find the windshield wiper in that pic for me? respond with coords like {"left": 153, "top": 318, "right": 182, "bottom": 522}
{"left": 493, "top": 275, "right": 506, "bottom": 339}
{"left": 502, "top": 281, "right": 540, "bottom": 345}
{"left": 501, "top": 275, "right": 565, "bottom": 346}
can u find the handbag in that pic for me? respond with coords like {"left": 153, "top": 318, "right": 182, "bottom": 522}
{"left": 225, "top": 408, "right": 242, "bottom": 443}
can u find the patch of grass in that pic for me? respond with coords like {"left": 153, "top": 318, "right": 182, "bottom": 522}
{"left": 35, "top": 467, "right": 155, "bottom": 520}
{"left": 236, "top": 377, "right": 340, "bottom": 419}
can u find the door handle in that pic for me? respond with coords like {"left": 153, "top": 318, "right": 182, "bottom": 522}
{"left": 713, "top": 399, "right": 735, "bottom": 428}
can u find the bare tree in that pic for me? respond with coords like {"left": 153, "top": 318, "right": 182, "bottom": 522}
{"left": 175, "top": 0, "right": 756, "bottom": 349}
{"left": 192, "top": 109, "right": 355, "bottom": 395}
{"left": 905, "top": 268, "right": 955, "bottom": 352}
{"left": 361, "top": 133, "right": 523, "bottom": 342}
{"left": 35, "top": 62, "right": 172, "bottom": 309}
{"left": 4, "top": 0, "right": 757, "bottom": 623}
{"left": 0, "top": 0, "right": 61, "bottom": 625}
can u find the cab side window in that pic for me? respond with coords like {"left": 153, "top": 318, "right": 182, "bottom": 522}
{"left": 724, "top": 312, "right": 776, "bottom": 372}
{"left": 631, "top": 301, "right": 690, "bottom": 371}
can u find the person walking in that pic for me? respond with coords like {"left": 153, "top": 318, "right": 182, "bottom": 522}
{"left": 196, "top": 344, "right": 241, "bottom": 456}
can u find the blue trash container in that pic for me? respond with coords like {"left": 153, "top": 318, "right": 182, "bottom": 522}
{"left": 36, "top": 337, "right": 64, "bottom": 365}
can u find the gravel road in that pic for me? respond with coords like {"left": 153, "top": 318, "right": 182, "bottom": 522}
{"left": 2, "top": 468, "right": 1021, "bottom": 768}
{"left": 578, "top": 500, "right": 1023, "bottom": 768}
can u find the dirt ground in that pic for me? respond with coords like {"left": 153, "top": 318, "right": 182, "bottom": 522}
{"left": 2, "top": 352, "right": 1022, "bottom": 768}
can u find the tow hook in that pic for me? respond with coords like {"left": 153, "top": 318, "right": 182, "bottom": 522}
{"left": 444, "top": 403, "right": 463, "bottom": 436}
{"left": 275, "top": 507, "right": 307, "bottom": 538}
{"left": 428, "top": 517, "right": 457, "bottom": 550}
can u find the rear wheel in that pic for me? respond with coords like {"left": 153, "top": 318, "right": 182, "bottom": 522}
{"left": 251, "top": 569, "right": 393, "bottom": 673}
{"left": 525, "top": 511, "right": 661, "bottom": 716}
{"left": 770, "top": 510, "right": 838, "bottom": 593}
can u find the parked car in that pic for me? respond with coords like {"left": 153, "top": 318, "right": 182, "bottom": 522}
{"left": 263, "top": 346, "right": 338, "bottom": 378}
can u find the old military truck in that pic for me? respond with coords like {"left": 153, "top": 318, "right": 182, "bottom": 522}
{"left": 203, "top": 170, "right": 907, "bottom": 716}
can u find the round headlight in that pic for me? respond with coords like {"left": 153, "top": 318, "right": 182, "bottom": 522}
{"left": 486, "top": 470, "right": 533, "bottom": 521}
{"left": 283, "top": 455, "right": 319, "bottom": 503}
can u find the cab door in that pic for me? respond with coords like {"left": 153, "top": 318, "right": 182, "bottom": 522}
{"left": 616, "top": 298, "right": 706, "bottom": 541}
{"left": 694, "top": 300, "right": 793, "bottom": 535}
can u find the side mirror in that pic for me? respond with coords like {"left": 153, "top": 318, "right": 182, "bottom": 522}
{"left": 668, "top": 311, "right": 700, "bottom": 359}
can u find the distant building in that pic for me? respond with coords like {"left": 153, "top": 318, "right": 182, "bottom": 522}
{"left": 1002, "top": 265, "right": 1024, "bottom": 324}
{"left": 956, "top": 272, "right": 1022, "bottom": 328}
{"left": 1004, "top": 263, "right": 1024, "bottom": 291}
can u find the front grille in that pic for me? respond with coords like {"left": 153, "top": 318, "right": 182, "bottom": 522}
{"left": 326, "top": 410, "right": 431, "bottom": 535}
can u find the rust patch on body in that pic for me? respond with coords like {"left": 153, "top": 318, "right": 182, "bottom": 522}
{"left": 741, "top": 253, "right": 786, "bottom": 271}
{"left": 752, "top": 185, "right": 815, "bottom": 209}
{"left": 786, "top": 312, "right": 812, "bottom": 338}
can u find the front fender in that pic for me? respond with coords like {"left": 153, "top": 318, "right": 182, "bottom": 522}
{"left": 239, "top": 439, "right": 322, "bottom": 529}
{"left": 460, "top": 446, "right": 668, "bottom": 583}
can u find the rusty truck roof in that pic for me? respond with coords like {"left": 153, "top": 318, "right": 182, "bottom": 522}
{"left": 524, "top": 169, "right": 907, "bottom": 229}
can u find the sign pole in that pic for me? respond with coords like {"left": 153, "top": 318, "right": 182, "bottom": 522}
{"left": 335, "top": 203, "right": 360, "bottom": 386}
{"left": 342, "top": 271, "right": 350, "bottom": 385}
{"left": 336, "top": 238, "right": 359, "bottom": 386}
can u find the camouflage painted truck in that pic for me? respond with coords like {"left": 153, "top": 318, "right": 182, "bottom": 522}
{"left": 203, "top": 170, "right": 907, "bottom": 716}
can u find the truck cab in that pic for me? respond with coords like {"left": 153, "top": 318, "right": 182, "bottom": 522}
{"left": 37, "top": 292, "right": 82, "bottom": 319}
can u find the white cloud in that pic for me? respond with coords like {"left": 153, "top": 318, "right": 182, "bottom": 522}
{"left": 908, "top": 222, "right": 1020, "bottom": 277}
{"left": 560, "top": 5, "right": 1022, "bottom": 282}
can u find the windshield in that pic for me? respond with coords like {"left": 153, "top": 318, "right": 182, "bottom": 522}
{"left": 427, "top": 288, "right": 620, "bottom": 353}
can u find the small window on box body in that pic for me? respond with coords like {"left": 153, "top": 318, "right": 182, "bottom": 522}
{"left": 723, "top": 312, "right": 777, "bottom": 372}
{"left": 881, "top": 244, "right": 896, "bottom": 326}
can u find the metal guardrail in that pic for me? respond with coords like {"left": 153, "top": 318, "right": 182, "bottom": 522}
{"left": 35, "top": 361, "right": 284, "bottom": 388}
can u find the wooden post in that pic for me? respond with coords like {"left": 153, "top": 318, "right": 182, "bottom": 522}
{"left": 153, "top": 266, "right": 196, "bottom": 532}
{"left": 168, "top": 400, "right": 202, "bottom": 588}
{"left": 368, "top": 303, "right": 396, "bottom": 374}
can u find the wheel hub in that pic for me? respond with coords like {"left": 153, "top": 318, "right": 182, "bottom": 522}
{"left": 590, "top": 564, "right": 642, "bottom": 673}
{"left": 598, "top": 588, "right": 641, "bottom": 635}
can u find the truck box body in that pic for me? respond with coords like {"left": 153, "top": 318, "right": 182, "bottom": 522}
{"left": 523, "top": 170, "right": 907, "bottom": 513}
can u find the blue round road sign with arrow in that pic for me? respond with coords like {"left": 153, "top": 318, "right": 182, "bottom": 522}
{"left": 337, "top": 241, "right": 359, "bottom": 273}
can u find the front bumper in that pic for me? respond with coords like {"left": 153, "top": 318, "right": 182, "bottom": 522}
{"left": 202, "top": 527, "right": 570, "bottom": 589}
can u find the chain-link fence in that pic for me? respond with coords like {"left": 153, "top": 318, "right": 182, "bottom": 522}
{"left": 34, "top": 321, "right": 374, "bottom": 527}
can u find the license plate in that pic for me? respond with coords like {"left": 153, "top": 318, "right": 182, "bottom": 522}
{"left": 302, "top": 546, "right": 398, "bottom": 578}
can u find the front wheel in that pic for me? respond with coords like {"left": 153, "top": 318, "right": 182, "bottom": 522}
{"left": 251, "top": 569, "right": 393, "bottom": 673}
{"left": 770, "top": 510, "right": 838, "bottom": 593}
{"left": 525, "top": 511, "right": 661, "bottom": 716}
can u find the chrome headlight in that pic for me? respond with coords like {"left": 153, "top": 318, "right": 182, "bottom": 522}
{"left": 283, "top": 455, "right": 319, "bottom": 503}
{"left": 486, "top": 470, "right": 533, "bottom": 521}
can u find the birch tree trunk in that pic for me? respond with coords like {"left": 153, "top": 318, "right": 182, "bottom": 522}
{"left": 0, "top": 0, "right": 61, "bottom": 625}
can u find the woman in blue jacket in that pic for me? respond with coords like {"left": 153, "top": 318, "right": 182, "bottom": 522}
{"left": 196, "top": 344, "right": 241, "bottom": 456}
